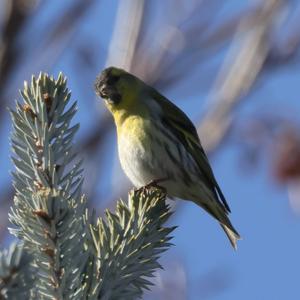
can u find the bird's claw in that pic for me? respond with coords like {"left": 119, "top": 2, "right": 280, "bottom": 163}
{"left": 136, "top": 177, "right": 169, "bottom": 194}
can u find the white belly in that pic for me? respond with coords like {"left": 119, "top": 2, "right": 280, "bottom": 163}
{"left": 118, "top": 131, "right": 156, "bottom": 187}
{"left": 117, "top": 125, "right": 199, "bottom": 199}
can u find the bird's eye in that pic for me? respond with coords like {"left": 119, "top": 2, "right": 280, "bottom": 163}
{"left": 107, "top": 75, "right": 120, "bottom": 85}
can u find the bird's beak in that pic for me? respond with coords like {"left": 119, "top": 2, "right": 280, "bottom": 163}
{"left": 98, "top": 84, "right": 110, "bottom": 99}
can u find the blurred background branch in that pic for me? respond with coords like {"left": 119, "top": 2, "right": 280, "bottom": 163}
{"left": 198, "top": 0, "right": 283, "bottom": 152}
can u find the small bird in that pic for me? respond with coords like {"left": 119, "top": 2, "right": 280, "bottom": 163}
{"left": 95, "top": 66, "right": 240, "bottom": 249}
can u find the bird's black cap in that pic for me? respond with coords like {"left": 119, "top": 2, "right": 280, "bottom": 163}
{"left": 94, "top": 67, "right": 122, "bottom": 104}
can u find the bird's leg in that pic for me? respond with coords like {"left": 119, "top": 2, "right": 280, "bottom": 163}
{"left": 139, "top": 177, "right": 169, "bottom": 193}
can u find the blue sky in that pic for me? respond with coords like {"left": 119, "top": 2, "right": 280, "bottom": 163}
{"left": 1, "top": 1, "right": 300, "bottom": 299}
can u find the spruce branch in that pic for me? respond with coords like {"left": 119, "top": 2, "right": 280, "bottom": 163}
{"left": 6, "top": 72, "right": 175, "bottom": 300}
{"left": 86, "top": 187, "right": 175, "bottom": 300}
{"left": 0, "top": 243, "right": 35, "bottom": 299}
{"left": 9, "top": 73, "right": 87, "bottom": 299}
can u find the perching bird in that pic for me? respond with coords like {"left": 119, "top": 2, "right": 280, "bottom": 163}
{"left": 95, "top": 66, "right": 240, "bottom": 249}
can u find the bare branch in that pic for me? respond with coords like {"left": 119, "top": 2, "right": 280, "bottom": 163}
{"left": 106, "top": 0, "right": 145, "bottom": 71}
{"left": 198, "top": 0, "right": 284, "bottom": 153}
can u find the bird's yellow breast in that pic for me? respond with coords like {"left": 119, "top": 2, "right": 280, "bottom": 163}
{"left": 114, "top": 114, "right": 155, "bottom": 187}
{"left": 116, "top": 114, "right": 150, "bottom": 146}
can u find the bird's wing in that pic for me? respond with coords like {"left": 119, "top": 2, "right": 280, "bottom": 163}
{"left": 151, "top": 89, "right": 231, "bottom": 213}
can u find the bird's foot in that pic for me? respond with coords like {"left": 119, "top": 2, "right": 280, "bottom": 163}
{"left": 137, "top": 177, "right": 169, "bottom": 194}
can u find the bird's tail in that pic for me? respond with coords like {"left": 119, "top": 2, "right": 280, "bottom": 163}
{"left": 196, "top": 197, "right": 241, "bottom": 249}
{"left": 220, "top": 223, "right": 241, "bottom": 250}
{"left": 214, "top": 204, "right": 241, "bottom": 249}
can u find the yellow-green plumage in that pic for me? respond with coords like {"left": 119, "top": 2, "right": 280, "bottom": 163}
{"left": 95, "top": 66, "right": 241, "bottom": 249}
